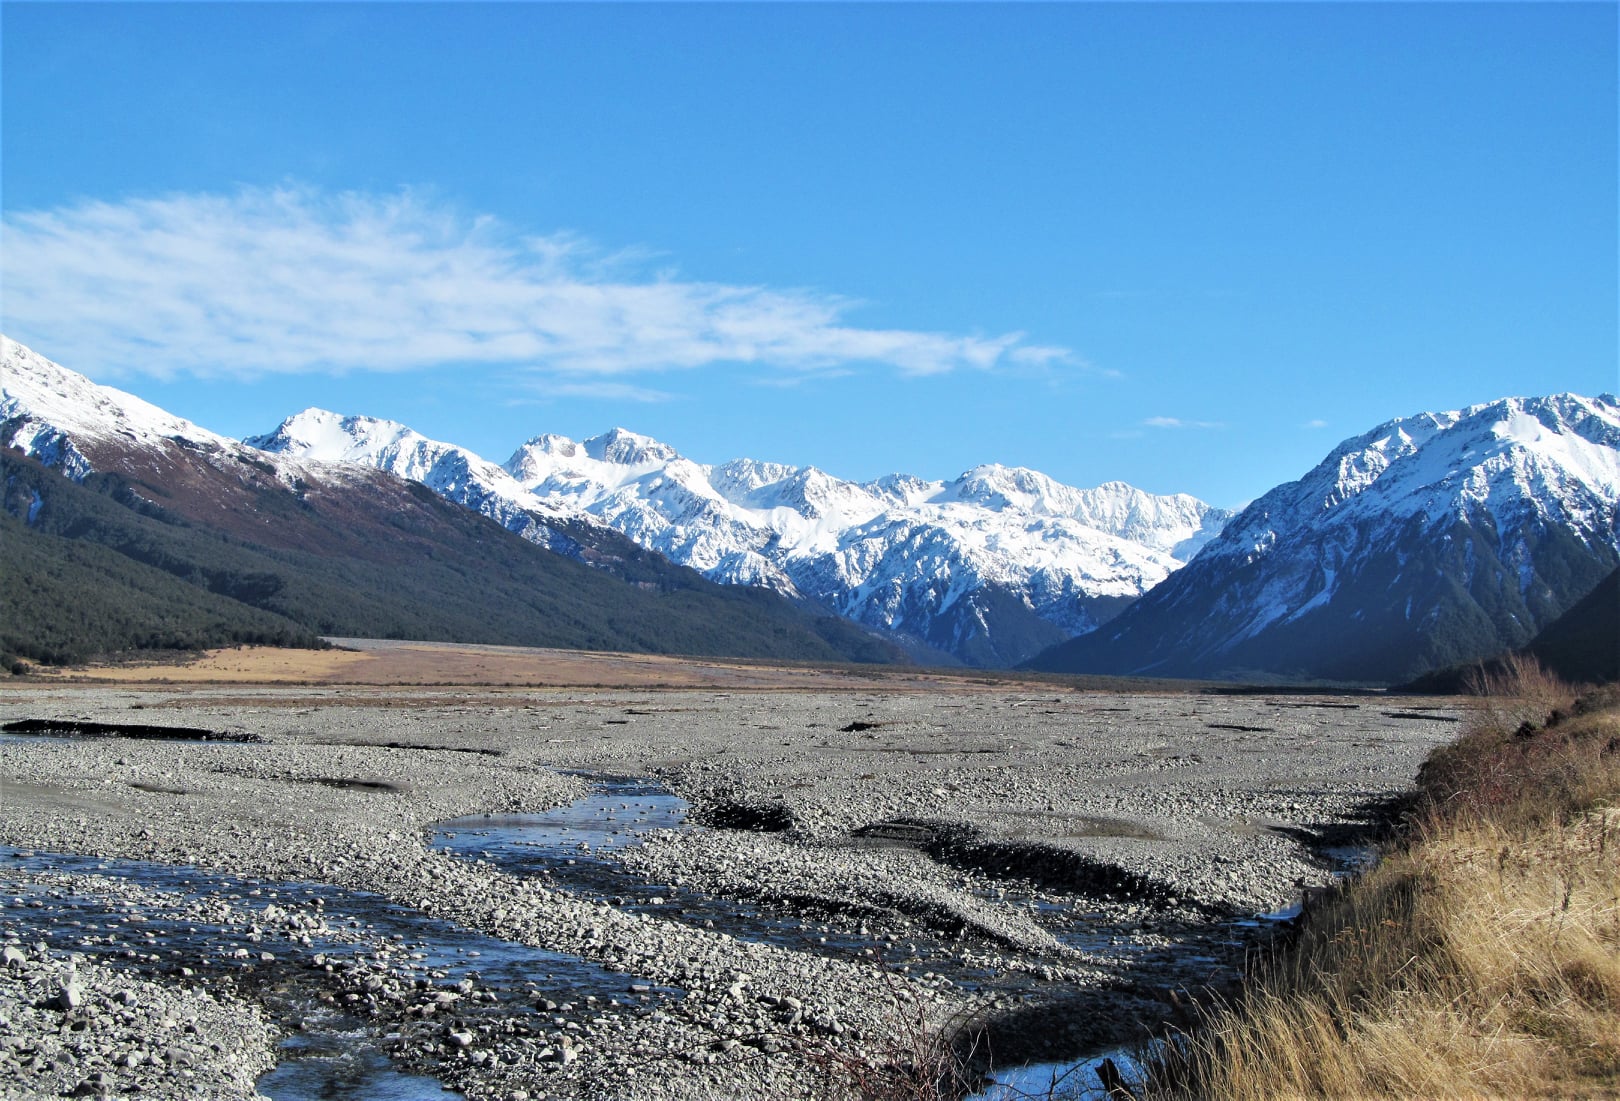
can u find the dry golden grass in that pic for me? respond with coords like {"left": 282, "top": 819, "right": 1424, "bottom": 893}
{"left": 1461, "top": 651, "right": 1581, "bottom": 736}
{"left": 6, "top": 639, "right": 1095, "bottom": 693}
{"left": 1145, "top": 660, "right": 1620, "bottom": 1100}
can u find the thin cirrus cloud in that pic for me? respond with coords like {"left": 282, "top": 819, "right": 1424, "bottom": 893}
{"left": 0, "top": 186, "right": 1070, "bottom": 382}
{"left": 1143, "top": 416, "right": 1224, "bottom": 430}
{"left": 521, "top": 380, "right": 677, "bottom": 404}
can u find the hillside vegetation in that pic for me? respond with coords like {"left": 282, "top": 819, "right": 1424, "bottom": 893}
{"left": 0, "top": 449, "right": 901, "bottom": 668}
{"left": 0, "top": 509, "right": 324, "bottom": 666}
{"left": 1142, "top": 657, "right": 1620, "bottom": 1098}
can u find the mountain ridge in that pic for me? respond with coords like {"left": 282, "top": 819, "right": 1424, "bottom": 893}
{"left": 255, "top": 409, "right": 1232, "bottom": 666}
{"left": 1026, "top": 392, "right": 1620, "bottom": 684}
{"left": 1, "top": 336, "right": 908, "bottom": 666}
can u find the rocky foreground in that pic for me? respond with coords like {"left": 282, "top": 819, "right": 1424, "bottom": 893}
{"left": 0, "top": 683, "right": 1456, "bottom": 1099}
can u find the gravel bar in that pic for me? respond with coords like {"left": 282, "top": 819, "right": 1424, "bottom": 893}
{"left": 0, "top": 684, "right": 1457, "bottom": 1099}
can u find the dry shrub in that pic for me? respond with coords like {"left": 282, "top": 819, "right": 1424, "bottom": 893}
{"left": 1143, "top": 680, "right": 1620, "bottom": 1100}
{"left": 1418, "top": 657, "right": 1619, "bottom": 828}
{"left": 805, "top": 982, "right": 982, "bottom": 1101}
{"left": 1460, "top": 652, "right": 1577, "bottom": 741}
{"left": 1145, "top": 809, "right": 1620, "bottom": 1099}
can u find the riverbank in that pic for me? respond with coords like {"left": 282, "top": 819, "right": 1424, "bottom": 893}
{"left": 1142, "top": 662, "right": 1620, "bottom": 1099}
{"left": 0, "top": 680, "right": 1456, "bottom": 1098}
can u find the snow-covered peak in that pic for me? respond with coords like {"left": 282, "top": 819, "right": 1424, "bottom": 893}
{"left": 505, "top": 434, "right": 583, "bottom": 482}
{"left": 248, "top": 405, "right": 570, "bottom": 524}
{"left": 583, "top": 427, "right": 681, "bottom": 466}
{"left": 865, "top": 472, "right": 936, "bottom": 507}
{"left": 948, "top": 464, "right": 1069, "bottom": 513}
{"left": 1033, "top": 392, "right": 1620, "bottom": 683}
{"left": 939, "top": 466, "right": 1230, "bottom": 557}
{"left": 247, "top": 408, "right": 419, "bottom": 463}
{"left": 1211, "top": 393, "right": 1620, "bottom": 561}
{"left": 711, "top": 458, "right": 803, "bottom": 498}
{"left": 2, "top": 335, "right": 234, "bottom": 476}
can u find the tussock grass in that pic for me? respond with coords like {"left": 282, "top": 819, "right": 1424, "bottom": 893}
{"left": 1143, "top": 658, "right": 1620, "bottom": 1100}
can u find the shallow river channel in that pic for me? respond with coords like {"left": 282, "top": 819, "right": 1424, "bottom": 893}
{"left": 3, "top": 770, "right": 1347, "bottom": 1100}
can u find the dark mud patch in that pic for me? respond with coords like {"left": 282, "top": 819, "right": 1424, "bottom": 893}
{"left": 849, "top": 744, "right": 1009, "bottom": 756}
{"left": 339, "top": 741, "right": 503, "bottom": 757}
{"left": 1202, "top": 686, "right": 1383, "bottom": 698}
{"left": 293, "top": 777, "right": 407, "bottom": 794}
{"left": 855, "top": 818, "right": 1199, "bottom": 912}
{"left": 855, "top": 814, "right": 1164, "bottom": 846}
{"left": 1382, "top": 710, "right": 1460, "bottom": 723}
{"left": 850, "top": 820, "right": 940, "bottom": 846}
{"left": 1207, "top": 723, "right": 1274, "bottom": 733}
{"left": 840, "top": 721, "right": 885, "bottom": 733}
{"left": 1264, "top": 793, "right": 1415, "bottom": 864}
{"left": 128, "top": 781, "right": 191, "bottom": 795}
{"left": 693, "top": 798, "right": 793, "bottom": 832}
{"left": 1003, "top": 811, "right": 1168, "bottom": 843}
{"left": 2, "top": 719, "right": 260, "bottom": 743}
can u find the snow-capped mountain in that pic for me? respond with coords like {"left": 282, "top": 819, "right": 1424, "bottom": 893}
{"left": 1, "top": 335, "right": 239, "bottom": 481}
{"left": 1, "top": 335, "right": 907, "bottom": 666}
{"left": 244, "top": 409, "right": 594, "bottom": 557}
{"left": 1027, "top": 393, "right": 1620, "bottom": 684}
{"left": 255, "top": 414, "right": 1232, "bottom": 666}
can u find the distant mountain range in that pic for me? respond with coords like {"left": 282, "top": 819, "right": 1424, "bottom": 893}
{"left": 249, "top": 409, "right": 1231, "bottom": 666}
{"left": 0, "top": 336, "right": 903, "bottom": 667}
{"left": 1026, "top": 394, "right": 1620, "bottom": 684}
{"left": 5, "top": 333, "right": 1616, "bottom": 683}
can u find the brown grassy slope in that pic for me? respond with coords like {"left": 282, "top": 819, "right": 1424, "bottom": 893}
{"left": 1143, "top": 658, "right": 1620, "bottom": 1100}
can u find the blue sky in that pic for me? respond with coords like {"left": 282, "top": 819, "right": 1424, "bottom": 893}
{"left": 2, "top": 2, "right": 1614, "bottom": 506}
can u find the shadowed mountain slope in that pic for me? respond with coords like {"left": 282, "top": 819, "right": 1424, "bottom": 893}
{"left": 1, "top": 339, "right": 905, "bottom": 667}
{"left": 1026, "top": 394, "right": 1620, "bottom": 685}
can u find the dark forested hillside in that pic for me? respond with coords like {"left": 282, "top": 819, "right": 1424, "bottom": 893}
{"left": 1526, "top": 567, "right": 1619, "bottom": 684}
{"left": 0, "top": 449, "right": 904, "bottom": 667}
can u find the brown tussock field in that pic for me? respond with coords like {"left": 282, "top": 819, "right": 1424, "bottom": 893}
{"left": 4, "top": 638, "right": 1203, "bottom": 694}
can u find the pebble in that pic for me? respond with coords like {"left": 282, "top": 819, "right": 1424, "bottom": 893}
{"left": 0, "top": 684, "right": 1455, "bottom": 1100}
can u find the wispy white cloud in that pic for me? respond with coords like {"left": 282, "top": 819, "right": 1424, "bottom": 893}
{"left": 2, "top": 186, "right": 1070, "bottom": 382}
{"left": 537, "top": 380, "right": 676, "bottom": 403}
{"left": 1303, "top": 418, "right": 1329, "bottom": 429}
{"left": 1143, "top": 415, "right": 1224, "bottom": 430}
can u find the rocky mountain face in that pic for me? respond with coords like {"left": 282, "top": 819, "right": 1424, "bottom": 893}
{"left": 0, "top": 336, "right": 906, "bottom": 666}
{"left": 253, "top": 413, "right": 1232, "bottom": 667}
{"left": 19, "top": 331, "right": 1609, "bottom": 683}
{"left": 1026, "top": 394, "right": 1620, "bottom": 684}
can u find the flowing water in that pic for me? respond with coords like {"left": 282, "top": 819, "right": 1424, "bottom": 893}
{"left": 3, "top": 767, "right": 1363, "bottom": 1098}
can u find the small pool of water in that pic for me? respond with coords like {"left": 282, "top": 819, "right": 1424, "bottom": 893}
{"left": 974, "top": 1045, "right": 1147, "bottom": 1101}
{"left": 256, "top": 1009, "right": 456, "bottom": 1101}
{"left": 430, "top": 777, "right": 1002, "bottom": 986}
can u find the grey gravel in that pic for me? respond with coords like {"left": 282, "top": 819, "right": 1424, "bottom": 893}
{"left": 0, "top": 683, "right": 1457, "bottom": 1098}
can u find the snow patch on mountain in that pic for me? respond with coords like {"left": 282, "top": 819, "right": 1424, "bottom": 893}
{"left": 246, "top": 409, "right": 583, "bottom": 550}
{"left": 249, "top": 411, "right": 1232, "bottom": 663}
{"left": 1029, "top": 392, "right": 1620, "bottom": 683}
{"left": 2, "top": 336, "right": 236, "bottom": 481}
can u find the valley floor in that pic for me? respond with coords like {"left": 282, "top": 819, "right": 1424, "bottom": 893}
{"left": 0, "top": 655, "right": 1456, "bottom": 1099}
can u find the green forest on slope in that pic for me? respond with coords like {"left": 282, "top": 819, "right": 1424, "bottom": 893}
{"left": 0, "top": 449, "right": 902, "bottom": 668}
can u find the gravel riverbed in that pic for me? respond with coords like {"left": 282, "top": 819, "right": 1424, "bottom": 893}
{"left": 0, "top": 683, "right": 1457, "bottom": 1099}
